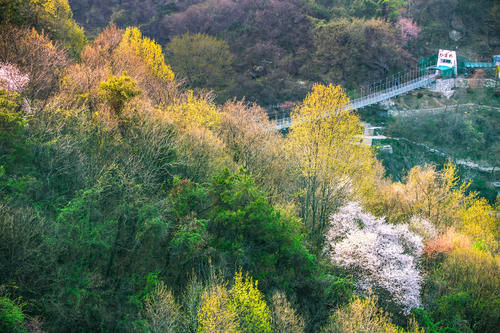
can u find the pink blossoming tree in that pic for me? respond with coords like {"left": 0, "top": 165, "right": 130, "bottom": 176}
{"left": 397, "top": 17, "right": 421, "bottom": 44}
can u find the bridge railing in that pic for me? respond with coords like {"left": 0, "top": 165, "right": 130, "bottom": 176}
{"left": 356, "top": 68, "right": 434, "bottom": 99}
{"left": 270, "top": 67, "right": 440, "bottom": 130}
{"left": 272, "top": 70, "right": 437, "bottom": 130}
{"left": 347, "top": 72, "right": 436, "bottom": 110}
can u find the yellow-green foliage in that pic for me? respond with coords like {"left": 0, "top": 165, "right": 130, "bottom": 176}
{"left": 440, "top": 247, "right": 499, "bottom": 299}
{"left": 197, "top": 272, "right": 272, "bottom": 333}
{"left": 287, "top": 83, "right": 357, "bottom": 180}
{"left": 30, "top": 0, "right": 87, "bottom": 56}
{"left": 373, "top": 162, "right": 498, "bottom": 255}
{"left": 459, "top": 197, "right": 498, "bottom": 253}
{"left": 165, "top": 33, "right": 234, "bottom": 94}
{"left": 373, "top": 163, "right": 468, "bottom": 226}
{"left": 426, "top": 245, "right": 500, "bottom": 331}
{"left": 285, "top": 83, "right": 378, "bottom": 236}
{"left": 166, "top": 91, "right": 221, "bottom": 130}
{"left": 0, "top": 0, "right": 28, "bottom": 25}
{"left": 98, "top": 73, "right": 141, "bottom": 115}
{"left": 0, "top": 90, "right": 24, "bottom": 159}
{"left": 287, "top": 82, "right": 376, "bottom": 188}
{"left": 120, "top": 27, "right": 174, "bottom": 83}
{"left": 229, "top": 272, "right": 272, "bottom": 333}
{"left": 0, "top": 296, "right": 26, "bottom": 333}
{"left": 197, "top": 284, "right": 240, "bottom": 333}
{"left": 0, "top": 90, "right": 23, "bottom": 134}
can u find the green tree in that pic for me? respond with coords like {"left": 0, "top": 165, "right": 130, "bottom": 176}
{"left": 44, "top": 165, "right": 156, "bottom": 331}
{"left": 377, "top": 0, "right": 407, "bottom": 20}
{"left": 0, "top": 0, "right": 31, "bottom": 25}
{"left": 349, "top": 0, "right": 379, "bottom": 18}
{"left": 312, "top": 18, "right": 409, "bottom": 89}
{"left": 166, "top": 33, "right": 234, "bottom": 101}
{"left": 29, "top": 0, "right": 87, "bottom": 57}
{"left": 207, "top": 168, "right": 316, "bottom": 291}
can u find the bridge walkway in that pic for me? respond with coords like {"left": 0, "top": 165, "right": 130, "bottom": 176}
{"left": 275, "top": 73, "right": 437, "bottom": 130}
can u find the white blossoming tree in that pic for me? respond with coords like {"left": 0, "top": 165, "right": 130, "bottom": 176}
{"left": 325, "top": 202, "right": 423, "bottom": 314}
{"left": 0, "top": 63, "right": 29, "bottom": 93}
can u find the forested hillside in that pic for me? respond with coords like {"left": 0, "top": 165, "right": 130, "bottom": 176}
{"left": 0, "top": 1, "right": 499, "bottom": 332}
{"left": 66, "top": 0, "right": 500, "bottom": 104}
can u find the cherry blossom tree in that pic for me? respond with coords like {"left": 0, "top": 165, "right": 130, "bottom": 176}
{"left": 397, "top": 17, "right": 421, "bottom": 44}
{"left": 0, "top": 63, "right": 29, "bottom": 93}
{"left": 325, "top": 202, "right": 423, "bottom": 314}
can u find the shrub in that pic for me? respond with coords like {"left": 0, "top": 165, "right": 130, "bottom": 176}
{"left": 0, "top": 296, "right": 26, "bottom": 333}
{"left": 165, "top": 33, "right": 234, "bottom": 100}
{"left": 459, "top": 197, "right": 498, "bottom": 253}
{"left": 197, "top": 271, "right": 272, "bottom": 333}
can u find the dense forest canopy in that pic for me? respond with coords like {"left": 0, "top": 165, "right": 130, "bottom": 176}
{"left": 0, "top": 0, "right": 498, "bottom": 332}
{"left": 62, "top": 0, "right": 500, "bottom": 104}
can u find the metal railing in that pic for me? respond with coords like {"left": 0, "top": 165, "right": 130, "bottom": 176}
{"left": 273, "top": 69, "right": 437, "bottom": 130}
{"left": 347, "top": 73, "right": 436, "bottom": 110}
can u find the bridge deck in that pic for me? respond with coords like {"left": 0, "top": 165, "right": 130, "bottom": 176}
{"left": 275, "top": 74, "right": 436, "bottom": 130}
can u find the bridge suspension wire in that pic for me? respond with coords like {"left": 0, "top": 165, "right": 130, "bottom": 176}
{"left": 271, "top": 68, "right": 437, "bottom": 130}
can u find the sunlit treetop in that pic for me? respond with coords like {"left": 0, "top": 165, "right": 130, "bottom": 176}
{"left": 120, "top": 27, "right": 175, "bottom": 83}
{"left": 30, "top": 0, "right": 87, "bottom": 57}
{"left": 166, "top": 91, "right": 220, "bottom": 130}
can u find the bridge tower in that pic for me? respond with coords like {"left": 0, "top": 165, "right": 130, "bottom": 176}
{"left": 435, "top": 49, "right": 457, "bottom": 77}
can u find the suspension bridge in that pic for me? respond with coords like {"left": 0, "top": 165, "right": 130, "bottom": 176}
{"left": 269, "top": 52, "right": 500, "bottom": 130}
{"left": 273, "top": 70, "right": 437, "bottom": 130}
